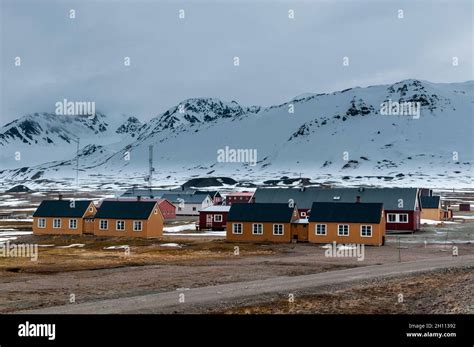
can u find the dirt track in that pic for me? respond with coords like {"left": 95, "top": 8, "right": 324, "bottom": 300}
{"left": 17, "top": 255, "right": 474, "bottom": 314}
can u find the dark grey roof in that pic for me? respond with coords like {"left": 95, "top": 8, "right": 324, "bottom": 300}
{"left": 194, "top": 190, "right": 221, "bottom": 198}
{"left": 254, "top": 187, "right": 418, "bottom": 211}
{"left": 309, "top": 202, "right": 384, "bottom": 223}
{"left": 33, "top": 200, "right": 92, "bottom": 218}
{"left": 161, "top": 193, "right": 210, "bottom": 204}
{"left": 121, "top": 189, "right": 185, "bottom": 198}
{"left": 420, "top": 196, "right": 440, "bottom": 209}
{"left": 227, "top": 203, "right": 295, "bottom": 222}
{"left": 94, "top": 201, "right": 157, "bottom": 219}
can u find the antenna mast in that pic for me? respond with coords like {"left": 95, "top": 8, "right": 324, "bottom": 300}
{"left": 148, "top": 145, "right": 153, "bottom": 191}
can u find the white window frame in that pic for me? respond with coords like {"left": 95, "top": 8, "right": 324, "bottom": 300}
{"left": 99, "top": 220, "right": 108, "bottom": 230}
{"left": 338, "top": 224, "right": 349, "bottom": 236}
{"left": 301, "top": 211, "right": 307, "bottom": 217}
{"left": 133, "top": 220, "right": 142, "bottom": 232}
{"left": 214, "top": 214, "right": 223, "bottom": 222}
{"left": 88, "top": 206, "right": 93, "bottom": 213}
{"left": 398, "top": 214, "right": 409, "bottom": 223}
{"left": 360, "top": 225, "right": 372, "bottom": 237}
{"left": 53, "top": 218, "right": 61, "bottom": 229}
{"left": 315, "top": 224, "right": 327, "bottom": 235}
{"left": 387, "top": 213, "right": 409, "bottom": 223}
{"left": 232, "top": 223, "right": 243, "bottom": 234}
{"left": 116, "top": 220, "right": 125, "bottom": 231}
{"left": 69, "top": 219, "right": 77, "bottom": 229}
{"left": 38, "top": 218, "right": 46, "bottom": 228}
{"left": 387, "top": 213, "right": 397, "bottom": 223}
{"left": 273, "top": 224, "right": 284, "bottom": 235}
{"left": 252, "top": 223, "right": 263, "bottom": 235}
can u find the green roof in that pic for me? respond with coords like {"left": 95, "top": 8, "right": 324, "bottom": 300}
{"left": 95, "top": 201, "right": 157, "bottom": 219}
{"left": 33, "top": 200, "right": 92, "bottom": 218}
{"left": 309, "top": 202, "right": 384, "bottom": 224}
{"left": 254, "top": 187, "right": 419, "bottom": 211}
{"left": 420, "top": 196, "right": 440, "bottom": 209}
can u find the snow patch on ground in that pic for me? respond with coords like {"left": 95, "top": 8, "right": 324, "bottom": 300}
{"left": 163, "top": 224, "right": 196, "bottom": 233}
{"left": 103, "top": 245, "right": 129, "bottom": 250}
{"left": 159, "top": 243, "right": 182, "bottom": 248}
{"left": 421, "top": 219, "right": 458, "bottom": 225}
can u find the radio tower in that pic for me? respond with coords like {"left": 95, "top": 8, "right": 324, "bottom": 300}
{"left": 148, "top": 145, "right": 154, "bottom": 195}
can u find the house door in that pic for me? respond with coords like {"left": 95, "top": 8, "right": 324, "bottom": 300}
{"left": 206, "top": 215, "right": 213, "bottom": 228}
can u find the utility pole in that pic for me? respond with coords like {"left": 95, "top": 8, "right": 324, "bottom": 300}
{"left": 148, "top": 145, "right": 154, "bottom": 196}
{"left": 70, "top": 136, "right": 80, "bottom": 192}
{"left": 398, "top": 236, "right": 401, "bottom": 262}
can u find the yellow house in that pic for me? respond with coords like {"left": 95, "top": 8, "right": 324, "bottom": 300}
{"left": 420, "top": 196, "right": 442, "bottom": 221}
{"left": 308, "top": 202, "right": 385, "bottom": 246}
{"left": 33, "top": 200, "right": 96, "bottom": 235}
{"left": 93, "top": 200, "right": 163, "bottom": 238}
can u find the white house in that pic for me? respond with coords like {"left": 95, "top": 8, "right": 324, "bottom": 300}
{"left": 161, "top": 193, "right": 213, "bottom": 216}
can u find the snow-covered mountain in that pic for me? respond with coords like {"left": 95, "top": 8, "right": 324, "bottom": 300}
{"left": 0, "top": 79, "right": 472, "bottom": 190}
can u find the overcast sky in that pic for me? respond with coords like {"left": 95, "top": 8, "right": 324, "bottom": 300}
{"left": 1, "top": 0, "right": 472, "bottom": 123}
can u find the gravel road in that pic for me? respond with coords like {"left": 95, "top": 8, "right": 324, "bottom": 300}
{"left": 18, "top": 254, "right": 474, "bottom": 314}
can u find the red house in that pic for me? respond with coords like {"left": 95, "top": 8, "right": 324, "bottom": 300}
{"left": 225, "top": 192, "right": 254, "bottom": 205}
{"left": 199, "top": 205, "right": 231, "bottom": 230}
{"left": 157, "top": 199, "right": 176, "bottom": 220}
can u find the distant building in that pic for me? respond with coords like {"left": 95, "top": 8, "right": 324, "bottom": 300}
{"left": 420, "top": 196, "right": 452, "bottom": 221}
{"left": 194, "top": 191, "right": 223, "bottom": 205}
{"left": 225, "top": 192, "right": 254, "bottom": 205}
{"left": 199, "top": 205, "right": 231, "bottom": 230}
{"left": 162, "top": 193, "right": 213, "bottom": 216}
{"left": 253, "top": 187, "right": 420, "bottom": 232}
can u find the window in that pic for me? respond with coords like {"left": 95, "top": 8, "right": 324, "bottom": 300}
{"left": 232, "top": 223, "right": 243, "bottom": 234}
{"left": 89, "top": 207, "right": 93, "bottom": 213}
{"left": 387, "top": 213, "right": 409, "bottom": 223}
{"left": 154, "top": 209, "right": 158, "bottom": 214}
{"left": 252, "top": 223, "right": 263, "bottom": 235}
{"left": 53, "top": 219, "right": 61, "bottom": 228}
{"left": 214, "top": 214, "right": 223, "bottom": 222}
{"left": 192, "top": 207, "right": 197, "bottom": 211}
{"left": 133, "top": 221, "right": 142, "bottom": 231}
{"left": 69, "top": 219, "right": 77, "bottom": 229}
{"left": 399, "top": 214, "right": 408, "bottom": 223}
{"left": 387, "top": 214, "right": 397, "bottom": 222}
{"left": 38, "top": 218, "right": 46, "bottom": 228}
{"left": 178, "top": 207, "right": 182, "bottom": 211}
{"left": 338, "top": 224, "right": 349, "bottom": 236}
{"left": 99, "top": 220, "right": 108, "bottom": 230}
{"left": 361, "top": 225, "right": 372, "bottom": 237}
{"left": 301, "top": 212, "right": 307, "bottom": 217}
{"left": 116, "top": 220, "right": 125, "bottom": 231}
{"left": 315, "top": 224, "right": 327, "bottom": 235}
{"left": 273, "top": 224, "right": 284, "bottom": 235}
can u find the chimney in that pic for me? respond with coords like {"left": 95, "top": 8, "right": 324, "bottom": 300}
{"left": 356, "top": 196, "right": 361, "bottom": 203}
{"left": 58, "top": 194, "right": 63, "bottom": 200}
{"left": 137, "top": 195, "right": 141, "bottom": 202}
